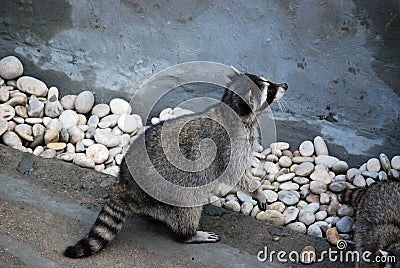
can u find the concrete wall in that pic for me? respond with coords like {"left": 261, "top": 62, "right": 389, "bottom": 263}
{"left": 0, "top": 0, "right": 399, "bottom": 165}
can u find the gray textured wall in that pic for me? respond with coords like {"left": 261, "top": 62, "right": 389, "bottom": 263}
{"left": 0, "top": 0, "right": 399, "bottom": 165}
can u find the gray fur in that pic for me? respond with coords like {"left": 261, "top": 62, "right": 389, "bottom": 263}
{"left": 64, "top": 70, "right": 287, "bottom": 258}
{"left": 348, "top": 180, "right": 400, "bottom": 267}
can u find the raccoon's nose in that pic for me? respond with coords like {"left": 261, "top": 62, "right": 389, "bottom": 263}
{"left": 281, "top": 83, "right": 288, "bottom": 90}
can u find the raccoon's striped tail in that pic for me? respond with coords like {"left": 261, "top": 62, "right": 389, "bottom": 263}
{"left": 64, "top": 198, "right": 129, "bottom": 258}
{"left": 344, "top": 188, "right": 366, "bottom": 208}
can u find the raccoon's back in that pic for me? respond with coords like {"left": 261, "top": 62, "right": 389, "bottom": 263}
{"left": 356, "top": 180, "right": 400, "bottom": 226}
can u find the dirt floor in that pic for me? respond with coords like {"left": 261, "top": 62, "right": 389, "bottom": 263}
{"left": 0, "top": 144, "right": 359, "bottom": 267}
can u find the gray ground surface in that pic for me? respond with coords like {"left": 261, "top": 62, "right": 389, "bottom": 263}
{"left": 0, "top": 144, "right": 357, "bottom": 267}
{"left": 0, "top": 0, "right": 399, "bottom": 167}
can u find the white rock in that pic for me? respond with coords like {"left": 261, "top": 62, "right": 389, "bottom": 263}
{"left": 131, "top": 114, "right": 143, "bottom": 128}
{"left": 224, "top": 200, "right": 241, "bottom": 212}
{"left": 264, "top": 162, "right": 280, "bottom": 174}
{"left": 310, "top": 169, "right": 331, "bottom": 184}
{"left": 309, "top": 181, "right": 327, "bottom": 194}
{"left": 47, "top": 86, "right": 59, "bottom": 100}
{"left": 272, "top": 202, "right": 286, "bottom": 213}
{"left": 103, "top": 166, "right": 120, "bottom": 177}
{"left": 283, "top": 206, "right": 299, "bottom": 224}
{"left": 73, "top": 154, "right": 95, "bottom": 168}
{"left": 110, "top": 98, "right": 131, "bottom": 115}
{"left": 292, "top": 156, "right": 315, "bottom": 164}
{"left": 68, "top": 126, "right": 84, "bottom": 144}
{"left": 77, "top": 114, "right": 87, "bottom": 126}
{"left": 115, "top": 153, "right": 124, "bottom": 165}
{"left": 0, "top": 104, "right": 15, "bottom": 120}
{"left": 332, "top": 161, "right": 349, "bottom": 174}
{"left": 299, "top": 140, "right": 314, "bottom": 157}
{"left": 2, "top": 131, "right": 22, "bottom": 147}
{"left": 302, "top": 203, "right": 320, "bottom": 214}
{"left": 47, "top": 142, "right": 67, "bottom": 151}
{"left": 287, "top": 222, "right": 307, "bottom": 234}
{"left": 47, "top": 119, "right": 63, "bottom": 132}
{"left": 13, "top": 117, "right": 24, "bottom": 124}
{"left": 391, "top": 156, "right": 400, "bottom": 170}
{"left": 94, "top": 129, "right": 120, "bottom": 147}
{"left": 39, "top": 149, "right": 57, "bottom": 158}
{"left": 25, "top": 118, "right": 43, "bottom": 124}
{"left": 60, "top": 95, "right": 76, "bottom": 110}
{"left": 0, "top": 118, "right": 8, "bottom": 136}
{"left": 278, "top": 155, "right": 292, "bottom": 168}
{"left": 75, "top": 140, "right": 85, "bottom": 152}
{"left": 315, "top": 155, "right": 339, "bottom": 168}
{"left": 236, "top": 191, "right": 257, "bottom": 205}
{"left": 172, "top": 107, "right": 194, "bottom": 118}
{"left": 5, "top": 95, "right": 27, "bottom": 107}
{"left": 99, "top": 114, "right": 120, "bottom": 128}
{"left": 346, "top": 168, "right": 360, "bottom": 182}
{"left": 353, "top": 174, "right": 366, "bottom": 188}
{"left": 313, "top": 136, "right": 329, "bottom": 155}
{"left": 277, "top": 190, "right": 299, "bottom": 206}
{"left": 270, "top": 142, "right": 289, "bottom": 150}
{"left": 307, "top": 224, "right": 322, "bottom": 237}
{"left": 366, "top": 177, "right": 376, "bottom": 186}
{"left": 159, "top": 107, "right": 173, "bottom": 121}
{"left": 44, "top": 129, "right": 59, "bottom": 144}
{"left": 82, "top": 138, "right": 95, "bottom": 147}
{"left": 151, "top": 117, "right": 160, "bottom": 125}
{"left": 59, "top": 110, "right": 79, "bottom": 129}
{"left": 256, "top": 210, "right": 285, "bottom": 226}
{"left": 56, "top": 152, "right": 75, "bottom": 162}
{"left": 315, "top": 211, "right": 327, "bottom": 221}
{"left": 240, "top": 201, "right": 253, "bottom": 216}
{"left": 86, "top": 144, "right": 110, "bottom": 164}
{"left": 293, "top": 176, "right": 309, "bottom": 185}
{"left": 264, "top": 190, "right": 278, "bottom": 203}
{"left": 367, "top": 158, "right": 381, "bottom": 172}
{"left": 118, "top": 114, "right": 138, "bottom": 133}
{"left": 0, "top": 86, "right": 10, "bottom": 102}
{"left": 17, "top": 76, "right": 48, "bottom": 97}
{"left": 14, "top": 124, "right": 33, "bottom": 141}
{"left": 276, "top": 173, "right": 295, "bottom": 182}
{"left": 298, "top": 211, "right": 315, "bottom": 226}
{"left": 33, "top": 146, "right": 44, "bottom": 156}
{"left": 295, "top": 162, "right": 314, "bottom": 176}
{"left": 379, "top": 153, "right": 391, "bottom": 172}
{"left": 0, "top": 56, "right": 23, "bottom": 80}
{"left": 250, "top": 205, "right": 261, "bottom": 217}
{"left": 74, "top": 91, "right": 94, "bottom": 113}
{"left": 91, "top": 103, "right": 110, "bottom": 118}
{"left": 15, "top": 106, "right": 28, "bottom": 118}
{"left": 279, "top": 182, "right": 299, "bottom": 191}
{"left": 45, "top": 99, "right": 63, "bottom": 118}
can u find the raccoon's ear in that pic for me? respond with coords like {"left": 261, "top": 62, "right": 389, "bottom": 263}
{"left": 379, "top": 250, "right": 389, "bottom": 257}
{"left": 230, "top": 65, "right": 242, "bottom": 76}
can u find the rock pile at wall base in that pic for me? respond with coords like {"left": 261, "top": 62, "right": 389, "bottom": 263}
{"left": 1, "top": 55, "right": 399, "bottom": 246}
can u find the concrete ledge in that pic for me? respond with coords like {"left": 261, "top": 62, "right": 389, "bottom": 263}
{"left": 0, "top": 145, "right": 354, "bottom": 267}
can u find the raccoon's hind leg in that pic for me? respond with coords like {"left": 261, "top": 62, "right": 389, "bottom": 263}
{"left": 150, "top": 205, "right": 220, "bottom": 244}
{"left": 63, "top": 196, "right": 130, "bottom": 258}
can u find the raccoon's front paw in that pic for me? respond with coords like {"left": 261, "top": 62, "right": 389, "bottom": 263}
{"left": 253, "top": 187, "right": 267, "bottom": 211}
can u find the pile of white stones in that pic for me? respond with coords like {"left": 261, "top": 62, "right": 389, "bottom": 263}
{"left": 1, "top": 55, "right": 399, "bottom": 245}
{"left": 208, "top": 138, "right": 400, "bottom": 245}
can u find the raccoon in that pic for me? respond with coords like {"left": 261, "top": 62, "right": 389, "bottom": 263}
{"left": 345, "top": 180, "right": 400, "bottom": 268}
{"left": 64, "top": 67, "right": 288, "bottom": 258}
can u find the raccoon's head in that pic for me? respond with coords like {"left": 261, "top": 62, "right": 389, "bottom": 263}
{"left": 222, "top": 67, "right": 288, "bottom": 117}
